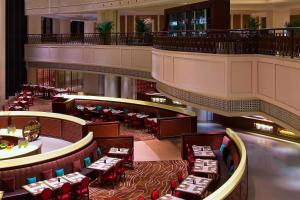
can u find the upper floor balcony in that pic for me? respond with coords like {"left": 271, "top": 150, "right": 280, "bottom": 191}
{"left": 26, "top": 28, "right": 300, "bottom": 59}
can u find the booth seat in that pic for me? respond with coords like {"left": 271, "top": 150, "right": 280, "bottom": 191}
{"left": 1, "top": 141, "right": 98, "bottom": 199}
{"left": 182, "top": 132, "right": 242, "bottom": 185}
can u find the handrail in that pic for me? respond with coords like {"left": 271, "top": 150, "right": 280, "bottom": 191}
{"left": 0, "top": 111, "right": 92, "bottom": 169}
{"left": 26, "top": 28, "right": 300, "bottom": 59}
{"left": 59, "top": 94, "right": 196, "bottom": 117}
{"left": 204, "top": 128, "right": 247, "bottom": 200}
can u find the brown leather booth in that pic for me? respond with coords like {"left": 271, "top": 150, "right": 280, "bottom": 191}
{"left": 182, "top": 133, "right": 247, "bottom": 200}
{"left": 94, "top": 136, "right": 134, "bottom": 156}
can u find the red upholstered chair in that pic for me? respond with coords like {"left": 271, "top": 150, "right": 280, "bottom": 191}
{"left": 75, "top": 177, "right": 90, "bottom": 200}
{"left": 131, "top": 115, "right": 142, "bottom": 129}
{"left": 170, "top": 179, "right": 177, "bottom": 194}
{"left": 57, "top": 182, "right": 72, "bottom": 200}
{"left": 144, "top": 118, "right": 152, "bottom": 132}
{"left": 118, "top": 160, "right": 126, "bottom": 180}
{"left": 150, "top": 121, "right": 158, "bottom": 135}
{"left": 188, "top": 155, "right": 195, "bottom": 166}
{"left": 40, "top": 188, "right": 53, "bottom": 200}
{"left": 137, "top": 196, "right": 146, "bottom": 200}
{"left": 124, "top": 114, "right": 131, "bottom": 127}
{"left": 177, "top": 172, "right": 184, "bottom": 183}
{"left": 125, "top": 153, "right": 134, "bottom": 169}
{"left": 100, "top": 166, "right": 119, "bottom": 187}
{"left": 173, "top": 191, "right": 182, "bottom": 198}
{"left": 151, "top": 190, "right": 160, "bottom": 200}
{"left": 187, "top": 164, "right": 195, "bottom": 175}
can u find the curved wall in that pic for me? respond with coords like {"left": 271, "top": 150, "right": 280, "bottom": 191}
{"left": 153, "top": 49, "right": 300, "bottom": 135}
{"left": 25, "top": 44, "right": 152, "bottom": 79}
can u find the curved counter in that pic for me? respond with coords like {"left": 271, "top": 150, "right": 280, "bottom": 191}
{"left": 0, "top": 140, "right": 42, "bottom": 161}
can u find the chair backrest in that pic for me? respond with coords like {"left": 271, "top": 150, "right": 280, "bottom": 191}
{"left": 41, "top": 188, "right": 52, "bottom": 200}
{"left": 80, "top": 177, "right": 90, "bottom": 190}
{"left": 177, "top": 172, "right": 184, "bottom": 183}
{"left": 138, "top": 196, "right": 145, "bottom": 200}
{"left": 170, "top": 180, "right": 177, "bottom": 190}
{"left": 151, "top": 190, "right": 160, "bottom": 200}
{"left": 61, "top": 182, "right": 72, "bottom": 195}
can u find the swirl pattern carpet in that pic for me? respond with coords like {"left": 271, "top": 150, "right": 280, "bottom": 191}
{"left": 89, "top": 160, "right": 188, "bottom": 200}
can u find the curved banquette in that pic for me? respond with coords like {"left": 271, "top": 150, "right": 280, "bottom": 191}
{"left": 0, "top": 112, "right": 95, "bottom": 199}
{"left": 182, "top": 128, "right": 247, "bottom": 200}
{"left": 52, "top": 95, "right": 197, "bottom": 139}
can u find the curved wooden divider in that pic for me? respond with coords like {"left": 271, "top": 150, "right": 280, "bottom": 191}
{"left": 52, "top": 95, "right": 197, "bottom": 139}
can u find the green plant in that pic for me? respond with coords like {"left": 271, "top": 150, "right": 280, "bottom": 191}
{"left": 135, "top": 18, "right": 149, "bottom": 33}
{"left": 96, "top": 21, "right": 113, "bottom": 45}
{"left": 246, "top": 17, "right": 260, "bottom": 30}
{"left": 96, "top": 21, "right": 113, "bottom": 34}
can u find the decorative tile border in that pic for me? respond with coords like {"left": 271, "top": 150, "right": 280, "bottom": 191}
{"left": 157, "top": 82, "right": 300, "bottom": 133}
{"left": 27, "top": 62, "right": 153, "bottom": 80}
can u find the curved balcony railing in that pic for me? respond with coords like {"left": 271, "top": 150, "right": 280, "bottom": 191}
{"left": 26, "top": 32, "right": 154, "bottom": 46}
{"left": 26, "top": 28, "right": 300, "bottom": 58}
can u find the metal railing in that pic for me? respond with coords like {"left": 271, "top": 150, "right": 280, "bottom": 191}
{"left": 26, "top": 32, "right": 154, "bottom": 46}
{"left": 26, "top": 28, "right": 300, "bottom": 58}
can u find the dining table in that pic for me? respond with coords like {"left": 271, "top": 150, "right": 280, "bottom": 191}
{"left": 158, "top": 194, "right": 184, "bottom": 200}
{"left": 22, "top": 172, "right": 87, "bottom": 196}
{"left": 193, "top": 159, "right": 219, "bottom": 179}
{"left": 192, "top": 145, "right": 216, "bottom": 159}
{"left": 88, "top": 156, "right": 122, "bottom": 173}
{"left": 175, "top": 175, "right": 212, "bottom": 197}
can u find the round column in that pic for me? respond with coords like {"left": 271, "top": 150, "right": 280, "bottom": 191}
{"left": 0, "top": 0, "right": 6, "bottom": 106}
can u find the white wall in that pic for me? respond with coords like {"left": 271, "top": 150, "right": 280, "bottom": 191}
{"left": 25, "top": 45, "right": 152, "bottom": 73}
{"left": 153, "top": 49, "right": 300, "bottom": 117}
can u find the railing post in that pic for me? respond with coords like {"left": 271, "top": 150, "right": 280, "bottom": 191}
{"left": 290, "top": 28, "right": 294, "bottom": 59}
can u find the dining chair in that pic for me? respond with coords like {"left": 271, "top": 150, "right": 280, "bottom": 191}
{"left": 57, "top": 182, "right": 72, "bottom": 200}
{"left": 75, "top": 177, "right": 90, "bottom": 200}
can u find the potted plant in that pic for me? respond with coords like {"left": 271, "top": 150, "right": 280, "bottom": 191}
{"left": 246, "top": 17, "right": 260, "bottom": 30}
{"left": 135, "top": 17, "right": 151, "bottom": 45}
{"left": 135, "top": 17, "right": 149, "bottom": 33}
{"left": 96, "top": 21, "right": 113, "bottom": 45}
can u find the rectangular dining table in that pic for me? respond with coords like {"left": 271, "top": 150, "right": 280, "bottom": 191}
{"left": 175, "top": 175, "right": 212, "bottom": 197}
{"left": 192, "top": 145, "right": 216, "bottom": 159}
{"left": 22, "top": 181, "right": 52, "bottom": 196}
{"left": 193, "top": 159, "right": 219, "bottom": 179}
{"left": 88, "top": 156, "right": 122, "bottom": 173}
{"left": 158, "top": 194, "right": 184, "bottom": 200}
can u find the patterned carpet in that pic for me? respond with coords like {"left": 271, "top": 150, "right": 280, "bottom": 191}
{"left": 89, "top": 160, "right": 188, "bottom": 200}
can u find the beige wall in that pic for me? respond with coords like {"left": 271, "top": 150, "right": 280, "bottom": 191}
{"left": 59, "top": 19, "right": 71, "bottom": 34}
{"left": 97, "top": 10, "right": 119, "bottom": 32}
{"left": 27, "top": 15, "right": 41, "bottom": 34}
{"left": 84, "top": 21, "right": 96, "bottom": 33}
{"left": 25, "top": 45, "right": 152, "bottom": 73}
{"left": 152, "top": 49, "right": 300, "bottom": 117}
{"left": 0, "top": 0, "right": 5, "bottom": 105}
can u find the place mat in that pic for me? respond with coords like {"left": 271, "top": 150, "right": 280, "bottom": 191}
{"left": 192, "top": 145, "right": 212, "bottom": 151}
{"left": 62, "top": 172, "right": 86, "bottom": 184}
{"left": 44, "top": 177, "right": 68, "bottom": 190}
{"left": 23, "top": 181, "right": 51, "bottom": 196}
{"left": 193, "top": 150, "right": 216, "bottom": 158}
{"left": 108, "top": 147, "right": 129, "bottom": 155}
{"left": 159, "top": 194, "right": 184, "bottom": 200}
{"left": 194, "top": 159, "right": 218, "bottom": 174}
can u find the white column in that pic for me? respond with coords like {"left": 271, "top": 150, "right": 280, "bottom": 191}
{"left": 84, "top": 21, "right": 96, "bottom": 33}
{"left": 271, "top": 9, "right": 290, "bottom": 28}
{"left": 104, "top": 74, "right": 120, "bottom": 98}
{"left": 157, "top": 15, "right": 160, "bottom": 31}
{"left": 121, "top": 77, "right": 133, "bottom": 99}
{"left": 52, "top": 18, "right": 60, "bottom": 34}
{"left": 97, "top": 10, "right": 118, "bottom": 32}
{"left": 59, "top": 19, "right": 71, "bottom": 34}
{"left": 0, "top": 0, "right": 5, "bottom": 106}
{"left": 83, "top": 73, "right": 100, "bottom": 95}
{"left": 27, "top": 15, "right": 42, "bottom": 34}
{"left": 125, "top": 16, "right": 128, "bottom": 33}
